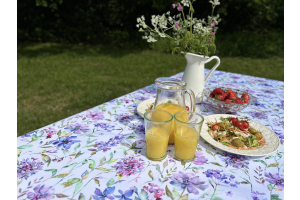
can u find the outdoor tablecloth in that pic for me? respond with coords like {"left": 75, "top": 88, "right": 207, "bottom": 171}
{"left": 17, "top": 69, "right": 284, "bottom": 200}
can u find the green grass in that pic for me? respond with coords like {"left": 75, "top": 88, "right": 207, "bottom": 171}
{"left": 17, "top": 43, "right": 284, "bottom": 136}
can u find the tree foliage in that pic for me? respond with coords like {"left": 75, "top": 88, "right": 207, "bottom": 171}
{"left": 17, "top": 0, "right": 283, "bottom": 44}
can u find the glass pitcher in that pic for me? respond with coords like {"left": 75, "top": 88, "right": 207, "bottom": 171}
{"left": 153, "top": 77, "right": 196, "bottom": 144}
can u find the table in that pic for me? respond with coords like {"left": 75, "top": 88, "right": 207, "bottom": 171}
{"left": 17, "top": 69, "right": 284, "bottom": 200}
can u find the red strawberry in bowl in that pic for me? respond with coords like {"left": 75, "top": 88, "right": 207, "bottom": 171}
{"left": 215, "top": 94, "right": 225, "bottom": 101}
{"left": 212, "top": 88, "right": 225, "bottom": 95}
{"left": 224, "top": 99, "right": 232, "bottom": 103}
{"left": 241, "top": 93, "right": 250, "bottom": 103}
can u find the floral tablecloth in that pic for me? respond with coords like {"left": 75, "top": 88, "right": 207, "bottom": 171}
{"left": 17, "top": 69, "right": 284, "bottom": 200}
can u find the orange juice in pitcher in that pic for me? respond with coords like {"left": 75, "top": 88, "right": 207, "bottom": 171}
{"left": 153, "top": 77, "right": 196, "bottom": 144}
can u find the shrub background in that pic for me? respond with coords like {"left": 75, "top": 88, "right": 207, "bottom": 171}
{"left": 18, "top": 0, "right": 283, "bottom": 57}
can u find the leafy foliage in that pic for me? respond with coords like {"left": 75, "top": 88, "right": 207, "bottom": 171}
{"left": 18, "top": 0, "right": 283, "bottom": 46}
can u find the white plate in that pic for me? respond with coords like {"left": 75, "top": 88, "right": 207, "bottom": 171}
{"left": 200, "top": 114, "right": 280, "bottom": 156}
{"left": 137, "top": 98, "right": 201, "bottom": 118}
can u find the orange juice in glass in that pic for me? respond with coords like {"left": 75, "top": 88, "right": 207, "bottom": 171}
{"left": 154, "top": 103, "right": 187, "bottom": 144}
{"left": 144, "top": 110, "right": 173, "bottom": 161}
{"left": 174, "top": 111, "right": 204, "bottom": 162}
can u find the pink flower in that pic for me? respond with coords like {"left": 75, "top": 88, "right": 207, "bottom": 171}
{"left": 193, "top": 151, "right": 208, "bottom": 165}
{"left": 211, "top": 22, "right": 215, "bottom": 27}
{"left": 212, "top": 32, "right": 216, "bottom": 35}
{"left": 175, "top": 23, "right": 179, "bottom": 28}
{"left": 209, "top": 38, "right": 212, "bottom": 43}
{"left": 177, "top": 5, "right": 182, "bottom": 11}
{"left": 172, "top": 4, "right": 176, "bottom": 9}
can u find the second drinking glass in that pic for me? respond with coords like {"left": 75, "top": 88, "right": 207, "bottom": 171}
{"left": 174, "top": 111, "right": 204, "bottom": 162}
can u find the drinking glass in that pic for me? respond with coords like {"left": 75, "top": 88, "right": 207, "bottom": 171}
{"left": 174, "top": 111, "right": 204, "bottom": 162}
{"left": 144, "top": 110, "right": 173, "bottom": 161}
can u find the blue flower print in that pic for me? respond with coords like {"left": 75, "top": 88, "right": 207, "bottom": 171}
{"left": 114, "top": 189, "right": 133, "bottom": 200}
{"left": 93, "top": 186, "right": 115, "bottom": 200}
{"left": 50, "top": 136, "right": 80, "bottom": 150}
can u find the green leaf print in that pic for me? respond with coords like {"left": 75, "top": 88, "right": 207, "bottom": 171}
{"left": 18, "top": 144, "right": 33, "bottom": 149}
{"left": 253, "top": 159, "right": 267, "bottom": 166}
{"left": 41, "top": 154, "right": 51, "bottom": 167}
{"left": 165, "top": 185, "right": 174, "bottom": 200}
{"left": 89, "top": 160, "right": 96, "bottom": 170}
{"left": 44, "top": 169, "right": 57, "bottom": 177}
{"left": 78, "top": 193, "right": 85, "bottom": 200}
{"left": 73, "top": 181, "right": 83, "bottom": 195}
{"left": 63, "top": 163, "right": 78, "bottom": 168}
{"left": 106, "top": 178, "right": 115, "bottom": 187}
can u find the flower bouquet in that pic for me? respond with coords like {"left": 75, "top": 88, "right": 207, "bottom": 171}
{"left": 136, "top": 0, "right": 221, "bottom": 57}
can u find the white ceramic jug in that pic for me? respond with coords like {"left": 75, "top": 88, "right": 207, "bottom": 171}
{"left": 181, "top": 53, "right": 220, "bottom": 103}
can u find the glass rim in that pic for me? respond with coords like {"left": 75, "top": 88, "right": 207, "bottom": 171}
{"left": 144, "top": 110, "right": 173, "bottom": 123}
{"left": 174, "top": 111, "right": 204, "bottom": 125}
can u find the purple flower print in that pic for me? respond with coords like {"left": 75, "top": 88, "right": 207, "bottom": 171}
{"left": 248, "top": 111, "right": 268, "bottom": 119}
{"left": 45, "top": 150, "right": 57, "bottom": 153}
{"left": 256, "top": 93, "right": 271, "bottom": 98}
{"left": 230, "top": 75, "right": 240, "bottom": 80}
{"left": 226, "top": 191, "right": 233, "bottom": 197}
{"left": 261, "top": 89, "right": 276, "bottom": 94}
{"left": 251, "top": 191, "right": 267, "bottom": 200}
{"left": 219, "top": 152, "right": 249, "bottom": 169}
{"left": 212, "top": 32, "right": 216, "bottom": 35}
{"left": 211, "top": 22, "right": 215, "bottom": 27}
{"left": 86, "top": 111, "right": 105, "bottom": 120}
{"left": 27, "top": 184, "right": 55, "bottom": 200}
{"left": 93, "top": 135, "right": 126, "bottom": 151}
{"left": 115, "top": 189, "right": 134, "bottom": 200}
{"left": 43, "top": 127, "right": 57, "bottom": 139}
{"left": 113, "top": 157, "right": 145, "bottom": 177}
{"left": 17, "top": 158, "right": 43, "bottom": 180}
{"left": 141, "top": 85, "right": 156, "bottom": 95}
{"left": 192, "top": 151, "right": 208, "bottom": 165}
{"left": 172, "top": 4, "right": 176, "bottom": 9}
{"left": 170, "top": 171, "right": 209, "bottom": 195}
{"left": 135, "top": 96, "right": 148, "bottom": 102}
{"left": 243, "top": 88, "right": 255, "bottom": 94}
{"left": 50, "top": 136, "right": 80, "bottom": 150}
{"left": 93, "top": 187, "right": 115, "bottom": 200}
{"left": 264, "top": 172, "right": 284, "bottom": 190}
{"left": 133, "top": 124, "right": 145, "bottom": 134}
{"left": 115, "top": 113, "right": 135, "bottom": 124}
{"left": 143, "top": 183, "right": 165, "bottom": 200}
{"left": 276, "top": 100, "right": 284, "bottom": 109}
{"left": 94, "top": 123, "right": 115, "bottom": 132}
{"left": 175, "top": 23, "right": 179, "bottom": 28}
{"left": 65, "top": 123, "right": 90, "bottom": 134}
{"left": 203, "top": 169, "right": 238, "bottom": 187}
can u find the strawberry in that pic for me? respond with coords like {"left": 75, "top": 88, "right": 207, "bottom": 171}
{"left": 212, "top": 88, "right": 225, "bottom": 95}
{"left": 241, "top": 93, "right": 250, "bottom": 103}
{"left": 224, "top": 99, "right": 232, "bottom": 103}
{"left": 236, "top": 99, "right": 244, "bottom": 104}
{"left": 209, "top": 92, "right": 214, "bottom": 98}
{"left": 226, "top": 92, "right": 236, "bottom": 99}
{"left": 186, "top": 106, "right": 189, "bottom": 111}
{"left": 215, "top": 94, "right": 225, "bottom": 101}
{"left": 226, "top": 89, "right": 234, "bottom": 94}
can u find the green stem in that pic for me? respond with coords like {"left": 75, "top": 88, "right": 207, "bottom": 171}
{"left": 180, "top": 188, "right": 186, "bottom": 198}
{"left": 181, "top": 9, "right": 186, "bottom": 27}
{"left": 210, "top": 184, "right": 218, "bottom": 200}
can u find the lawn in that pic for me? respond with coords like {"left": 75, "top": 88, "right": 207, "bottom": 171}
{"left": 17, "top": 43, "right": 284, "bottom": 136}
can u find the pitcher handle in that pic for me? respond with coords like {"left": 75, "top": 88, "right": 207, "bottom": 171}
{"left": 185, "top": 89, "right": 196, "bottom": 112}
{"left": 204, "top": 56, "right": 221, "bottom": 84}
